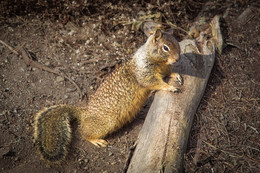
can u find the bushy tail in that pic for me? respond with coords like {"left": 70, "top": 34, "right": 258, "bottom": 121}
{"left": 34, "top": 105, "right": 80, "bottom": 162}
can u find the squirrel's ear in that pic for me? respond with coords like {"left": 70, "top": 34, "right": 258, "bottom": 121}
{"left": 153, "top": 29, "right": 162, "bottom": 43}
{"left": 166, "top": 28, "right": 174, "bottom": 35}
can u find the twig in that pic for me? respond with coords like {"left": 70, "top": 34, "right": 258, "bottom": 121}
{"left": 202, "top": 140, "right": 240, "bottom": 158}
{"left": 16, "top": 42, "right": 27, "bottom": 53}
{"left": 0, "top": 40, "right": 83, "bottom": 99}
{"left": 20, "top": 48, "right": 83, "bottom": 99}
{"left": 197, "top": 150, "right": 221, "bottom": 167}
{"left": 226, "top": 42, "right": 246, "bottom": 52}
{"left": 194, "top": 134, "right": 203, "bottom": 165}
{"left": 0, "top": 40, "right": 19, "bottom": 55}
{"left": 247, "top": 125, "right": 259, "bottom": 134}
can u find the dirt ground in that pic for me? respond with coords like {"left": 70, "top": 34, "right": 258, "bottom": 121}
{"left": 0, "top": 0, "right": 259, "bottom": 172}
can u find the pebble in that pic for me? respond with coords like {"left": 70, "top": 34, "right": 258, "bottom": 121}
{"left": 108, "top": 151, "right": 113, "bottom": 156}
{"left": 56, "top": 76, "right": 64, "bottom": 82}
{"left": 45, "top": 61, "right": 50, "bottom": 66}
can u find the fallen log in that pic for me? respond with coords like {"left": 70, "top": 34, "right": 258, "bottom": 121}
{"left": 126, "top": 15, "right": 223, "bottom": 173}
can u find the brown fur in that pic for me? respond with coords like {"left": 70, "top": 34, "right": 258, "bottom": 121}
{"left": 34, "top": 29, "right": 181, "bottom": 162}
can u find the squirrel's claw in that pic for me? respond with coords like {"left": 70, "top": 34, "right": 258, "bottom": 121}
{"left": 173, "top": 87, "right": 181, "bottom": 93}
{"left": 176, "top": 74, "right": 183, "bottom": 86}
{"left": 168, "top": 86, "right": 181, "bottom": 93}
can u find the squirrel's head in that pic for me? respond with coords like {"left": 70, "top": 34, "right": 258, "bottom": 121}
{"left": 150, "top": 29, "right": 180, "bottom": 65}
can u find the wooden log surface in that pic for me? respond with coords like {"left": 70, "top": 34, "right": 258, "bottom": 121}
{"left": 126, "top": 16, "right": 223, "bottom": 173}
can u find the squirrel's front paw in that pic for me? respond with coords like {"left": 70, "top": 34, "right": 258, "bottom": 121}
{"left": 169, "top": 86, "right": 181, "bottom": 93}
{"left": 170, "top": 73, "right": 183, "bottom": 85}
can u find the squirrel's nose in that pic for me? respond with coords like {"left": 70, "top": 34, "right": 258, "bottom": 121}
{"left": 167, "top": 54, "right": 179, "bottom": 64}
{"left": 167, "top": 58, "right": 175, "bottom": 65}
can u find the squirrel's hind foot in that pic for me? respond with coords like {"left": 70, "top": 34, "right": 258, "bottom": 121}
{"left": 88, "top": 138, "right": 108, "bottom": 147}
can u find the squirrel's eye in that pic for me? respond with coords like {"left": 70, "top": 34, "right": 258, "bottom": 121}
{"left": 162, "top": 44, "right": 169, "bottom": 52}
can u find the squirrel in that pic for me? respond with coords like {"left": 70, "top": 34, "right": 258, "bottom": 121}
{"left": 34, "top": 28, "right": 183, "bottom": 163}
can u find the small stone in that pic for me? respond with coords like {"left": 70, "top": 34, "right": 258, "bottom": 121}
{"left": 56, "top": 76, "right": 64, "bottom": 82}
{"left": 15, "top": 156, "right": 20, "bottom": 161}
{"left": 108, "top": 152, "right": 113, "bottom": 156}
{"left": 45, "top": 61, "right": 50, "bottom": 66}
